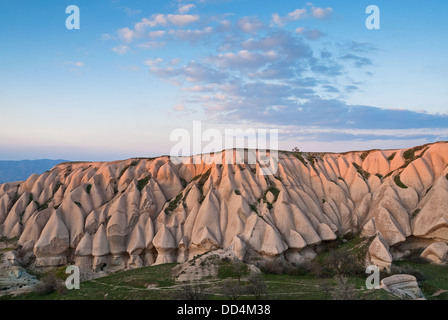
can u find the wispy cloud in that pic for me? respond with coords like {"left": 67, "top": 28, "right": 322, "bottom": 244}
{"left": 272, "top": 5, "right": 333, "bottom": 26}
{"left": 295, "top": 27, "right": 324, "bottom": 40}
{"left": 111, "top": 2, "right": 447, "bottom": 145}
{"left": 112, "top": 44, "right": 130, "bottom": 54}
{"left": 178, "top": 3, "right": 196, "bottom": 14}
{"left": 124, "top": 7, "right": 142, "bottom": 16}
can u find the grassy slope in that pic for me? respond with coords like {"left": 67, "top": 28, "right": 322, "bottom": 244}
{"left": 1, "top": 235, "right": 447, "bottom": 300}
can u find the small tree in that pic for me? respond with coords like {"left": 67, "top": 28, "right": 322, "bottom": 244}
{"left": 323, "top": 248, "right": 361, "bottom": 279}
{"left": 34, "top": 273, "right": 61, "bottom": 296}
{"left": 231, "top": 260, "right": 247, "bottom": 285}
{"left": 221, "top": 279, "right": 245, "bottom": 300}
{"left": 318, "top": 279, "right": 333, "bottom": 299}
{"left": 330, "top": 276, "right": 358, "bottom": 300}
{"left": 177, "top": 284, "right": 208, "bottom": 300}
{"left": 247, "top": 273, "right": 267, "bottom": 300}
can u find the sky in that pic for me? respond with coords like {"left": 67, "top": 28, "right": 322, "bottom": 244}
{"left": 0, "top": 0, "right": 447, "bottom": 160}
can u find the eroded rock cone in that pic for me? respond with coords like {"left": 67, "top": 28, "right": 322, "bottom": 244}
{"left": 0, "top": 142, "right": 446, "bottom": 272}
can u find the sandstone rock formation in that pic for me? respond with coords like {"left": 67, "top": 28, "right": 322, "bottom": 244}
{"left": 420, "top": 242, "right": 448, "bottom": 264}
{"left": 0, "top": 142, "right": 447, "bottom": 272}
{"left": 381, "top": 274, "right": 425, "bottom": 299}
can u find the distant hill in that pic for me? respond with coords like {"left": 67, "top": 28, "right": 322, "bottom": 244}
{"left": 0, "top": 159, "right": 67, "bottom": 184}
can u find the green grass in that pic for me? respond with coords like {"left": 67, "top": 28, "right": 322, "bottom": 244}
{"left": 1, "top": 263, "right": 178, "bottom": 300}
{"left": 291, "top": 152, "right": 306, "bottom": 165}
{"left": 164, "top": 193, "right": 183, "bottom": 215}
{"left": 360, "top": 150, "right": 371, "bottom": 161}
{"left": 394, "top": 175, "right": 408, "bottom": 189}
{"left": 4, "top": 233, "right": 444, "bottom": 301}
{"left": 387, "top": 152, "right": 397, "bottom": 161}
{"left": 403, "top": 149, "right": 415, "bottom": 161}
{"left": 137, "top": 176, "right": 151, "bottom": 192}
{"left": 118, "top": 161, "right": 139, "bottom": 179}
{"left": 392, "top": 261, "right": 448, "bottom": 300}
{"left": 352, "top": 162, "right": 371, "bottom": 180}
{"left": 0, "top": 256, "right": 415, "bottom": 301}
{"left": 53, "top": 181, "right": 63, "bottom": 195}
{"left": 195, "top": 168, "right": 212, "bottom": 204}
{"left": 249, "top": 204, "right": 258, "bottom": 213}
{"left": 411, "top": 208, "right": 421, "bottom": 219}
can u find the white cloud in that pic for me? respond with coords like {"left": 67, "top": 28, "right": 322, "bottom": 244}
{"left": 272, "top": 6, "right": 333, "bottom": 26}
{"left": 117, "top": 27, "right": 136, "bottom": 43}
{"left": 124, "top": 7, "right": 142, "bottom": 16}
{"left": 120, "top": 14, "right": 200, "bottom": 43}
{"left": 295, "top": 27, "right": 324, "bottom": 40}
{"left": 209, "top": 50, "right": 278, "bottom": 69}
{"left": 112, "top": 44, "right": 130, "bottom": 55}
{"left": 148, "top": 30, "right": 166, "bottom": 38}
{"left": 144, "top": 58, "right": 164, "bottom": 67}
{"left": 271, "top": 13, "right": 284, "bottom": 26}
{"left": 178, "top": 4, "right": 196, "bottom": 14}
{"left": 236, "top": 17, "right": 264, "bottom": 33}
{"left": 169, "top": 26, "right": 213, "bottom": 41}
{"left": 64, "top": 61, "right": 84, "bottom": 67}
{"left": 310, "top": 7, "right": 333, "bottom": 19}
{"left": 170, "top": 58, "right": 181, "bottom": 66}
{"left": 173, "top": 104, "right": 185, "bottom": 111}
{"left": 288, "top": 9, "right": 307, "bottom": 20}
{"left": 167, "top": 14, "right": 200, "bottom": 26}
{"left": 138, "top": 41, "right": 166, "bottom": 49}
{"left": 100, "top": 33, "right": 114, "bottom": 41}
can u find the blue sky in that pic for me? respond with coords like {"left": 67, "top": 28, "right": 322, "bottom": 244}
{"left": 0, "top": 0, "right": 447, "bottom": 160}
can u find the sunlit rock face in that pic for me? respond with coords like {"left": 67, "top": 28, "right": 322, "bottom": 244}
{"left": 0, "top": 142, "right": 447, "bottom": 271}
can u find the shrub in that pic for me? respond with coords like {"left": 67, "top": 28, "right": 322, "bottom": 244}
{"left": 34, "top": 273, "right": 61, "bottom": 296}
{"left": 330, "top": 276, "right": 359, "bottom": 300}
{"left": 360, "top": 150, "right": 371, "bottom": 161}
{"left": 284, "top": 263, "right": 308, "bottom": 276}
{"left": 352, "top": 162, "right": 371, "bottom": 180}
{"left": 176, "top": 284, "right": 208, "bottom": 300}
{"left": 387, "top": 152, "right": 397, "bottom": 161}
{"left": 292, "top": 152, "right": 306, "bottom": 165}
{"left": 260, "top": 259, "right": 285, "bottom": 275}
{"left": 247, "top": 273, "right": 267, "bottom": 300}
{"left": 394, "top": 175, "right": 408, "bottom": 189}
{"left": 390, "top": 264, "right": 426, "bottom": 282}
{"left": 164, "top": 193, "right": 183, "bottom": 215}
{"left": 137, "top": 176, "right": 151, "bottom": 191}
{"left": 403, "top": 149, "right": 415, "bottom": 161}
{"left": 307, "top": 260, "right": 324, "bottom": 278}
{"left": 321, "top": 248, "right": 363, "bottom": 277}
{"left": 221, "top": 279, "right": 246, "bottom": 300}
{"left": 249, "top": 204, "right": 258, "bottom": 213}
{"left": 318, "top": 279, "right": 333, "bottom": 299}
{"left": 234, "top": 190, "right": 241, "bottom": 196}
{"left": 86, "top": 184, "right": 92, "bottom": 195}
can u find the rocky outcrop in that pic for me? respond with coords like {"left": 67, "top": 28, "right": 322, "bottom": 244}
{"left": 420, "top": 242, "right": 448, "bottom": 264}
{"left": 381, "top": 274, "right": 425, "bottom": 300}
{"left": 0, "top": 142, "right": 447, "bottom": 272}
{"left": 368, "top": 234, "right": 393, "bottom": 270}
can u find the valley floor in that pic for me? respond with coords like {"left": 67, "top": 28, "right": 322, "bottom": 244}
{"left": 1, "top": 259, "right": 447, "bottom": 300}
